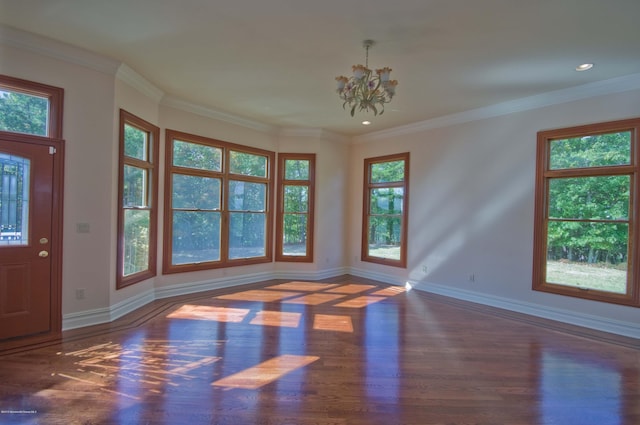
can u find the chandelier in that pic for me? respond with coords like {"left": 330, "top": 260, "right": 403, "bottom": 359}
{"left": 335, "top": 40, "right": 398, "bottom": 117}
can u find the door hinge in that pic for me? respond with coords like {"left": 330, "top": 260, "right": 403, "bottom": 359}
{"left": 49, "top": 146, "right": 56, "bottom": 155}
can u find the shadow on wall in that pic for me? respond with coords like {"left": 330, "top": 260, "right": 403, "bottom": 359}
{"left": 408, "top": 117, "right": 535, "bottom": 294}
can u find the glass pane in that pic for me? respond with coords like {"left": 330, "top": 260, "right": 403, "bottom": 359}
{"left": 548, "top": 176, "right": 629, "bottom": 220}
{"left": 123, "top": 165, "right": 146, "bottom": 207}
{"left": 370, "top": 188, "right": 403, "bottom": 214}
{"left": 124, "top": 124, "right": 148, "bottom": 160}
{"left": 123, "top": 209, "right": 149, "bottom": 275}
{"left": 549, "top": 131, "right": 631, "bottom": 170}
{"left": 546, "top": 221, "right": 628, "bottom": 294}
{"left": 0, "top": 90, "right": 48, "bottom": 136}
{"left": 284, "top": 185, "right": 308, "bottom": 213}
{"left": 371, "top": 160, "right": 404, "bottom": 183}
{"left": 0, "top": 153, "right": 30, "bottom": 246}
{"left": 230, "top": 151, "right": 267, "bottom": 177}
{"left": 285, "top": 159, "right": 309, "bottom": 180}
{"left": 283, "top": 214, "right": 307, "bottom": 256}
{"left": 229, "top": 180, "right": 266, "bottom": 211}
{"left": 172, "top": 211, "right": 220, "bottom": 264}
{"left": 172, "top": 174, "right": 220, "bottom": 210}
{"left": 229, "top": 212, "right": 266, "bottom": 259}
{"left": 367, "top": 216, "right": 401, "bottom": 260}
{"left": 172, "top": 140, "right": 222, "bottom": 171}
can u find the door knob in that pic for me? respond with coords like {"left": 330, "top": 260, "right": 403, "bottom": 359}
{"left": 39, "top": 250, "right": 49, "bottom": 258}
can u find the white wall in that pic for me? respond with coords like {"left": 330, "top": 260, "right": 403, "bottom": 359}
{"left": 348, "top": 88, "right": 640, "bottom": 337}
{"left": 277, "top": 131, "right": 350, "bottom": 274}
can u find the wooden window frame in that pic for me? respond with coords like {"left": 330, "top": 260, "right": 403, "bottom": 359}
{"left": 0, "top": 74, "right": 64, "bottom": 139}
{"left": 163, "top": 130, "right": 274, "bottom": 274}
{"left": 116, "top": 110, "right": 159, "bottom": 289}
{"left": 276, "top": 153, "right": 315, "bottom": 262}
{"left": 362, "top": 152, "right": 410, "bottom": 268}
{"left": 532, "top": 117, "right": 640, "bottom": 307}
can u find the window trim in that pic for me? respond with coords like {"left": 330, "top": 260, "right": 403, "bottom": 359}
{"left": 361, "top": 152, "right": 410, "bottom": 268}
{"left": 532, "top": 117, "right": 640, "bottom": 307}
{"left": 0, "top": 74, "right": 64, "bottom": 139}
{"left": 116, "top": 110, "right": 159, "bottom": 289}
{"left": 275, "top": 153, "right": 315, "bottom": 262}
{"left": 163, "top": 129, "right": 274, "bottom": 274}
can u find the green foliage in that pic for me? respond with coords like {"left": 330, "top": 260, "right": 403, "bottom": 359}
{"left": 170, "top": 145, "right": 269, "bottom": 262}
{"left": 123, "top": 210, "right": 150, "bottom": 275}
{"left": 285, "top": 159, "right": 309, "bottom": 180}
{"left": 0, "top": 90, "right": 48, "bottom": 136}
{"left": 124, "top": 124, "right": 147, "bottom": 160}
{"left": 547, "top": 132, "right": 631, "bottom": 266}
{"left": 371, "top": 160, "right": 404, "bottom": 183}
{"left": 230, "top": 151, "right": 266, "bottom": 177}
{"left": 550, "top": 132, "right": 630, "bottom": 169}
{"left": 0, "top": 156, "right": 27, "bottom": 234}
{"left": 173, "top": 140, "right": 222, "bottom": 171}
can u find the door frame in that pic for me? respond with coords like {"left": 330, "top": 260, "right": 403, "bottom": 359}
{"left": 0, "top": 131, "right": 64, "bottom": 354}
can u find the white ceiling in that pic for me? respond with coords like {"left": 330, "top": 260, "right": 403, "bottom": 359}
{"left": 1, "top": 0, "right": 640, "bottom": 137}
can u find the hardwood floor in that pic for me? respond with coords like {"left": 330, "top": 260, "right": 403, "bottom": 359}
{"left": 1, "top": 276, "right": 639, "bottom": 425}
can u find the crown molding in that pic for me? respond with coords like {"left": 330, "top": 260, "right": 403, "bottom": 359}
{"left": 279, "top": 127, "right": 350, "bottom": 144}
{"left": 161, "top": 95, "right": 277, "bottom": 134}
{"left": 355, "top": 72, "right": 640, "bottom": 143}
{"left": 0, "top": 24, "right": 120, "bottom": 76}
{"left": 116, "top": 63, "right": 164, "bottom": 102}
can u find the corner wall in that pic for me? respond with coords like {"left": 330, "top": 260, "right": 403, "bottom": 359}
{"left": 348, "top": 87, "right": 640, "bottom": 338}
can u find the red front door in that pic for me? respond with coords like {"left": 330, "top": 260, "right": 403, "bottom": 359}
{"left": 0, "top": 135, "right": 61, "bottom": 345}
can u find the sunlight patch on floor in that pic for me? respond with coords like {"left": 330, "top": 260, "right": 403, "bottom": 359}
{"left": 334, "top": 296, "right": 386, "bottom": 308}
{"left": 266, "top": 282, "right": 339, "bottom": 291}
{"left": 325, "top": 284, "right": 377, "bottom": 294}
{"left": 313, "top": 314, "right": 354, "bottom": 332}
{"left": 249, "top": 311, "right": 302, "bottom": 328}
{"left": 372, "top": 286, "right": 407, "bottom": 296}
{"left": 212, "top": 355, "right": 319, "bottom": 390}
{"left": 167, "top": 305, "right": 250, "bottom": 322}
{"left": 283, "top": 293, "right": 346, "bottom": 305}
{"left": 216, "top": 290, "right": 302, "bottom": 302}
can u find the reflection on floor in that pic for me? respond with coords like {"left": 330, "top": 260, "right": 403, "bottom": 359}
{"left": 1, "top": 278, "right": 638, "bottom": 425}
{"left": 56, "top": 281, "right": 407, "bottom": 399}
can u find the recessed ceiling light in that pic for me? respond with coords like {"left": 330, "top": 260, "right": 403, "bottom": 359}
{"left": 576, "top": 63, "right": 594, "bottom": 72}
{"left": 362, "top": 120, "right": 371, "bottom": 125}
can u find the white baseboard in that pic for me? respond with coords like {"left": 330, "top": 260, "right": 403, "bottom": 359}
{"left": 62, "top": 267, "right": 348, "bottom": 331}
{"left": 63, "top": 267, "right": 639, "bottom": 340}
{"left": 410, "top": 280, "right": 640, "bottom": 340}
{"left": 348, "top": 267, "right": 405, "bottom": 285}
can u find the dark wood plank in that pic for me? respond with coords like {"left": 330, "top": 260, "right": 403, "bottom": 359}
{"left": 0, "top": 275, "right": 638, "bottom": 424}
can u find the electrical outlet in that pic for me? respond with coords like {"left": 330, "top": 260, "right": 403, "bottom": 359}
{"left": 75, "top": 288, "right": 85, "bottom": 300}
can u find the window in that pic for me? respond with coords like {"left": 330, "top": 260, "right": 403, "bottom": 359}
{"left": 362, "top": 153, "right": 409, "bottom": 267}
{"left": 276, "top": 154, "right": 315, "bottom": 262}
{"left": 0, "top": 75, "right": 64, "bottom": 248}
{"left": 533, "top": 117, "right": 640, "bottom": 307}
{"left": 164, "top": 130, "right": 274, "bottom": 273}
{"left": 117, "top": 110, "right": 159, "bottom": 288}
{"left": 0, "top": 74, "right": 63, "bottom": 139}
